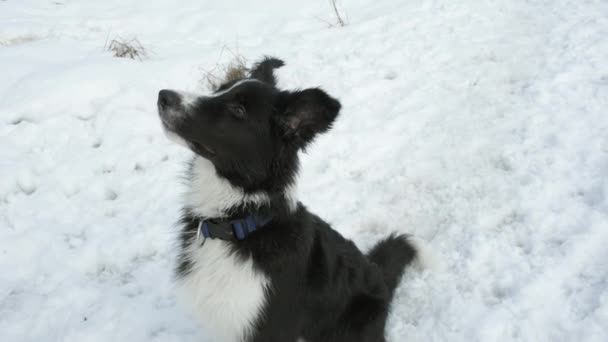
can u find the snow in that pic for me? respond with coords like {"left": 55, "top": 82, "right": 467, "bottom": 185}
{"left": 1, "top": 0, "right": 608, "bottom": 341}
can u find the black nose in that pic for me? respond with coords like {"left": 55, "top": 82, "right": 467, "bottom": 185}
{"left": 158, "top": 89, "right": 181, "bottom": 109}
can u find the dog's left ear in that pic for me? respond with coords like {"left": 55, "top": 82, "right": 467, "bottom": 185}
{"left": 277, "top": 88, "right": 341, "bottom": 148}
{"left": 250, "top": 57, "right": 285, "bottom": 86}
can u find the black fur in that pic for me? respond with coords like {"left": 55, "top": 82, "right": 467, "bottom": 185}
{"left": 159, "top": 57, "right": 418, "bottom": 342}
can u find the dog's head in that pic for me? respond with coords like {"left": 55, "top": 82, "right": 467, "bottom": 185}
{"left": 158, "top": 57, "right": 341, "bottom": 192}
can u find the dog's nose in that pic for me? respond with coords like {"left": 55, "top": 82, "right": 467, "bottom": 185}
{"left": 158, "top": 89, "right": 181, "bottom": 109}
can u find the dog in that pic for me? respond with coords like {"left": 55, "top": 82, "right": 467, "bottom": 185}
{"left": 157, "top": 57, "right": 418, "bottom": 342}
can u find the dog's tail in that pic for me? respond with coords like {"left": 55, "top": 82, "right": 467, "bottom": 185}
{"left": 367, "top": 234, "right": 417, "bottom": 297}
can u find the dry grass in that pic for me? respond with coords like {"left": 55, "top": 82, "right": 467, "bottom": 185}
{"left": 105, "top": 36, "right": 147, "bottom": 60}
{"left": 200, "top": 47, "right": 249, "bottom": 91}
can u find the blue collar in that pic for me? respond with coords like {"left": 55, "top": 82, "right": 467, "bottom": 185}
{"left": 197, "top": 213, "right": 273, "bottom": 241}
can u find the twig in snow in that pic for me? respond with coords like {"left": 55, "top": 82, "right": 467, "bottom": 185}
{"left": 330, "top": 0, "right": 347, "bottom": 27}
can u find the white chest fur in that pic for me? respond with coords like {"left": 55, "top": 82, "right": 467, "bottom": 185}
{"left": 176, "top": 239, "right": 269, "bottom": 342}
{"left": 174, "top": 155, "right": 296, "bottom": 341}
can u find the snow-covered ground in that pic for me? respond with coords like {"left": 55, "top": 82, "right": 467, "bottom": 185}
{"left": 1, "top": 0, "right": 608, "bottom": 341}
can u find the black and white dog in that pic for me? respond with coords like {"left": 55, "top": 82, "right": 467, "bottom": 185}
{"left": 157, "top": 57, "right": 418, "bottom": 342}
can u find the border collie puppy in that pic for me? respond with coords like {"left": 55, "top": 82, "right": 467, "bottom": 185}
{"left": 157, "top": 57, "right": 418, "bottom": 342}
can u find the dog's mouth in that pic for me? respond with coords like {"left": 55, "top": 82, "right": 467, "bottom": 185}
{"left": 162, "top": 125, "right": 217, "bottom": 158}
{"left": 192, "top": 141, "right": 216, "bottom": 157}
{"left": 159, "top": 115, "right": 173, "bottom": 130}
{"left": 159, "top": 117, "right": 216, "bottom": 157}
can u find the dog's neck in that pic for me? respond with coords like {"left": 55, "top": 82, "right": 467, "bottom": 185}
{"left": 184, "top": 156, "right": 298, "bottom": 219}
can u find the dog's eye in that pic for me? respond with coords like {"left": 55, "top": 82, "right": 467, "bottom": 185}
{"left": 228, "top": 104, "right": 246, "bottom": 119}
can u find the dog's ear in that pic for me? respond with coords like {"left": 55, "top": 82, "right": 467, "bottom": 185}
{"left": 249, "top": 57, "right": 285, "bottom": 86}
{"left": 276, "top": 88, "right": 341, "bottom": 148}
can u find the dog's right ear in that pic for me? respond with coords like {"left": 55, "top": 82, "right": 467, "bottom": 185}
{"left": 276, "top": 88, "right": 341, "bottom": 149}
{"left": 250, "top": 57, "right": 285, "bottom": 86}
